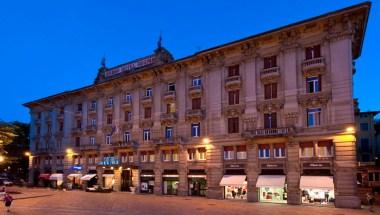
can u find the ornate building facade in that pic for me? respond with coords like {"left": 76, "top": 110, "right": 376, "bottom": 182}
{"left": 24, "top": 3, "right": 370, "bottom": 208}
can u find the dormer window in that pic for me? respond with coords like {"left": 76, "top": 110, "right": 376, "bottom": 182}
{"left": 146, "top": 88, "right": 153, "bottom": 97}
{"left": 168, "top": 83, "right": 176, "bottom": 92}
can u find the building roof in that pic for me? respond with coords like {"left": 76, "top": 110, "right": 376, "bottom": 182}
{"left": 23, "top": 2, "right": 371, "bottom": 108}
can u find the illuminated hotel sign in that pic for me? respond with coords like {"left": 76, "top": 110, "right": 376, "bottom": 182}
{"left": 98, "top": 156, "right": 120, "bottom": 166}
{"left": 105, "top": 55, "right": 156, "bottom": 78}
{"left": 303, "top": 162, "right": 331, "bottom": 168}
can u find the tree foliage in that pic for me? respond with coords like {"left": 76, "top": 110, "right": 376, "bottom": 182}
{"left": 0, "top": 121, "right": 17, "bottom": 153}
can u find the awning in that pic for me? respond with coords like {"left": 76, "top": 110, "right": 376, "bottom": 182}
{"left": 300, "top": 176, "right": 334, "bottom": 190}
{"left": 49, "top": 173, "right": 63, "bottom": 181}
{"left": 102, "top": 174, "right": 114, "bottom": 178}
{"left": 67, "top": 173, "right": 82, "bottom": 178}
{"left": 219, "top": 175, "right": 246, "bottom": 186}
{"left": 188, "top": 175, "right": 207, "bottom": 178}
{"left": 162, "top": 174, "right": 179, "bottom": 178}
{"left": 39, "top": 173, "right": 50, "bottom": 180}
{"left": 256, "top": 175, "right": 286, "bottom": 188}
{"left": 80, "top": 174, "right": 97, "bottom": 181}
{"left": 140, "top": 174, "right": 155, "bottom": 177}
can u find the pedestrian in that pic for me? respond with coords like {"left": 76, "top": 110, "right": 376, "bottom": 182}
{"left": 3, "top": 193, "right": 13, "bottom": 212}
{"left": 367, "top": 192, "right": 375, "bottom": 212}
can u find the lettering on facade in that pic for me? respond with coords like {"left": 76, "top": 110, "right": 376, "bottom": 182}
{"left": 105, "top": 55, "right": 155, "bottom": 78}
{"left": 72, "top": 165, "right": 82, "bottom": 171}
{"left": 261, "top": 163, "right": 284, "bottom": 169}
{"left": 98, "top": 157, "right": 120, "bottom": 166}
{"left": 225, "top": 164, "right": 246, "bottom": 169}
{"left": 303, "top": 162, "right": 331, "bottom": 168}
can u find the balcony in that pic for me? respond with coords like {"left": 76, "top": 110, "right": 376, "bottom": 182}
{"left": 79, "top": 144, "right": 100, "bottom": 151}
{"left": 302, "top": 57, "right": 325, "bottom": 74}
{"left": 256, "top": 99, "right": 285, "bottom": 112}
{"left": 222, "top": 104, "right": 245, "bottom": 117}
{"left": 163, "top": 91, "right": 176, "bottom": 102}
{"left": 185, "top": 109, "right": 204, "bottom": 122}
{"left": 225, "top": 75, "right": 241, "bottom": 90}
{"left": 121, "top": 122, "right": 133, "bottom": 130}
{"left": 102, "top": 124, "right": 114, "bottom": 133}
{"left": 243, "top": 127, "right": 291, "bottom": 139}
{"left": 140, "top": 119, "right": 153, "bottom": 128}
{"left": 153, "top": 136, "right": 183, "bottom": 145}
{"left": 85, "top": 125, "right": 97, "bottom": 134}
{"left": 88, "top": 107, "right": 97, "bottom": 115}
{"left": 121, "top": 100, "right": 132, "bottom": 109}
{"left": 160, "top": 112, "right": 177, "bottom": 125}
{"left": 104, "top": 104, "right": 113, "bottom": 112}
{"left": 298, "top": 91, "right": 331, "bottom": 107}
{"left": 71, "top": 127, "right": 83, "bottom": 135}
{"left": 141, "top": 96, "right": 153, "bottom": 106}
{"left": 74, "top": 111, "right": 82, "bottom": 118}
{"left": 260, "top": 67, "right": 280, "bottom": 82}
{"left": 188, "top": 85, "right": 203, "bottom": 98}
{"left": 111, "top": 141, "right": 137, "bottom": 149}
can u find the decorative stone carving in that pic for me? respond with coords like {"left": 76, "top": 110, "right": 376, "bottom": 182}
{"left": 139, "top": 119, "right": 153, "bottom": 128}
{"left": 298, "top": 91, "right": 331, "bottom": 107}
{"left": 260, "top": 67, "right": 280, "bottom": 83}
{"left": 256, "top": 99, "right": 285, "bottom": 112}
{"left": 284, "top": 112, "right": 299, "bottom": 126}
{"left": 279, "top": 29, "right": 300, "bottom": 50}
{"left": 160, "top": 113, "right": 178, "bottom": 126}
{"left": 185, "top": 109, "right": 204, "bottom": 123}
{"left": 121, "top": 122, "right": 133, "bottom": 130}
{"left": 224, "top": 76, "right": 242, "bottom": 90}
{"left": 243, "top": 117, "right": 257, "bottom": 131}
{"left": 222, "top": 104, "right": 245, "bottom": 117}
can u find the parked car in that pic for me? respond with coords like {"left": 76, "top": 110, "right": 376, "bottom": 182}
{"left": 0, "top": 178, "right": 13, "bottom": 186}
{"left": 85, "top": 185, "right": 112, "bottom": 193}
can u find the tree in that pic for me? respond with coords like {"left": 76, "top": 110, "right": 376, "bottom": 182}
{"left": 0, "top": 121, "right": 17, "bottom": 154}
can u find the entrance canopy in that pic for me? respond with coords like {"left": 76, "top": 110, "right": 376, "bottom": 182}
{"left": 219, "top": 175, "right": 246, "bottom": 186}
{"left": 67, "top": 173, "right": 82, "bottom": 179}
{"left": 80, "top": 174, "right": 97, "bottom": 181}
{"left": 300, "top": 176, "right": 334, "bottom": 189}
{"left": 49, "top": 173, "right": 63, "bottom": 181}
{"left": 39, "top": 173, "right": 50, "bottom": 180}
{"left": 256, "top": 175, "right": 286, "bottom": 188}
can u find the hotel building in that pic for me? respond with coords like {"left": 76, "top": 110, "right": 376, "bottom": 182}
{"left": 23, "top": 2, "right": 370, "bottom": 208}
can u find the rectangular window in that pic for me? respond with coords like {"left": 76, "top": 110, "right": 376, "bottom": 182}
{"left": 228, "top": 117, "right": 239, "bottom": 133}
{"left": 264, "top": 83, "right": 277, "bottom": 100}
{"left": 258, "top": 144, "right": 270, "bottom": 158}
{"left": 59, "top": 107, "right": 65, "bottom": 114}
{"left": 146, "top": 88, "right": 153, "bottom": 97}
{"left": 192, "top": 77, "right": 202, "bottom": 86}
{"left": 124, "top": 132, "right": 131, "bottom": 142}
{"left": 305, "top": 44, "right": 321, "bottom": 60}
{"left": 91, "top": 101, "right": 97, "bottom": 110}
{"left": 77, "top": 103, "right": 82, "bottom": 112}
{"left": 263, "top": 55, "right": 277, "bottom": 69}
{"left": 228, "top": 90, "right": 240, "bottom": 105}
{"left": 168, "top": 83, "right": 176, "bottom": 92}
{"left": 236, "top": 145, "right": 247, "bottom": 160}
{"left": 149, "top": 151, "right": 155, "bottom": 162}
{"left": 188, "top": 149, "right": 196, "bottom": 161}
{"left": 224, "top": 146, "right": 234, "bottom": 160}
{"left": 228, "top": 65, "right": 240, "bottom": 77}
{"left": 128, "top": 152, "right": 134, "bottom": 162}
{"left": 163, "top": 151, "right": 171, "bottom": 162}
{"left": 125, "top": 111, "right": 132, "bottom": 122}
{"left": 307, "top": 108, "right": 321, "bottom": 127}
{"left": 306, "top": 76, "right": 321, "bottom": 93}
{"left": 105, "top": 135, "right": 112, "bottom": 145}
{"left": 76, "top": 120, "right": 82, "bottom": 129}
{"left": 361, "top": 138, "right": 369, "bottom": 152}
{"left": 125, "top": 93, "right": 132, "bottom": 103}
{"left": 91, "top": 118, "right": 97, "bottom": 126}
{"left": 59, "top": 122, "right": 64, "bottom": 131}
{"left": 107, "top": 97, "right": 113, "bottom": 106}
{"left": 36, "top": 126, "right": 41, "bottom": 135}
{"left": 141, "top": 152, "right": 148, "bottom": 162}
{"left": 167, "top": 103, "right": 176, "bottom": 113}
{"left": 106, "top": 114, "right": 113, "bottom": 125}
{"left": 198, "top": 148, "right": 206, "bottom": 160}
{"left": 90, "top": 136, "right": 96, "bottom": 145}
{"left": 172, "top": 150, "right": 179, "bottom": 161}
{"left": 143, "top": 129, "right": 151, "bottom": 141}
{"left": 300, "top": 142, "right": 314, "bottom": 157}
{"left": 191, "top": 123, "right": 200, "bottom": 137}
{"left": 360, "top": 123, "right": 369, "bottom": 131}
{"left": 75, "top": 137, "right": 80, "bottom": 147}
{"left": 317, "top": 141, "right": 333, "bottom": 157}
{"left": 165, "top": 127, "right": 173, "bottom": 139}
{"left": 264, "top": 113, "right": 277, "bottom": 129}
{"left": 274, "top": 143, "right": 286, "bottom": 158}
{"left": 144, "top": 107, "right": 152, "bottom": 119}
{"left": 192, "top": 98, "right": 201, "bottom": 110}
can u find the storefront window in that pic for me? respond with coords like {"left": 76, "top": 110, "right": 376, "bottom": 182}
{"left": 274, "top": 143, "right": 286, "bottom": 158}
{"left": 236, "top": 145, "right": 247, "bottom": 160}
{"left": 301, "top": 189, "right": 334, "bottom": 205}
{"left": 258, "top": 144, "right": 270, "bottom": 158}
{"left": 224, "top": 185, "right": 247, "bottom": 200}
{"left": 259, "top": 187, "right": 287, "bottom": 203}
{"left": 317, "top": 141, "right": 333, "bottom": 157}
{"left": 300, "top": 142, "right": 314, "bottom": 157}
{"left": 188, "top": 178, "right": 207, "bottom": 196}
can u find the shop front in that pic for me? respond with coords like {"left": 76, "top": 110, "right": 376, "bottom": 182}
{"left": 220, "top": 166, "right": 247, "bottom": 200}
{"left": 80, "top": 170, "right": 98, "bottom": 189}
{"left": 49, "top": 173, "right": 63, "bottom": 188}
{"left": 300, "top": 163, "right": 335, "bottom": 205}
{"left": 67, "top": 173, "right": 82, "bottom": 189}
{"left": 162, "top": 170, "right": 179, "bottom": 195}
{"left": 120, "top": 168, "right": 133, "bottom": 192}
{"left": 102, "top": 169, "right": 115, "bottom": 189}
{"left": 38, "top": 173, "right": 51, "bottom": 187}
{"left": 188, "top": 169, "right": 207, "bottom": 197}
{"left": 140, "top": 169, "right": 155, "bottom": 194}
{"left": 256, "top": 175, "right": 287, "bottom": 203}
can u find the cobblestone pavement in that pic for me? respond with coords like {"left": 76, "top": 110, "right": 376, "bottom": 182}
{"left": 0, "top": 188, "right": 377, "bottom": 215}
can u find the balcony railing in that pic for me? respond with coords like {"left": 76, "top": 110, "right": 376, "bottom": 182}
{"left": 111, "top": 141, "right": 137, "bottom": 148}
{"left": 188, "top": 85, "right": 202, "bottom": 98}
{"left": 243, "top": 127, "right": 290, "bottom": 139}
{"left": 74, "top": 111, "right": 82, "bottom": 118}
{"left": 225, "top": 75, "right": 241, "bottom": 89}
{"left": 186, "top": 109, "right": 204, "bottom": 122}
{"left": 86, "top": 125, "right": 97, "bottom": 133}
{"left": 163, "top": 91, "right": 176, "bottom": 102}
{"left": 141, "top": 96, "right": 153, "bottom": 105}
{"left": 160, "top": 112, "right": 177, "bottom": 125}
{"left": 260, "top": 67, "right": 280, "bottom": 81}
{"left": 153, "top": 136, "right": 183, "bottom": 145}
{"left": 302, "top": 57, "right": 325, "bottom": 71}
{"left": 104, "top": 104, "right": 113, "bottom": 111}
{"left": 88, "top": 107, "right": 97, "bottom": 114}
{"left": 79, "top": 144, "right": 100, "bottom": 151}
{"left": 121, "top": 100, "right": 132, "bottom": 109}
{"left": 57, "top": 113, "right": 64, "bottom": 120}
{"left": 71, "top": 127, "right": 82, "bottom": 135}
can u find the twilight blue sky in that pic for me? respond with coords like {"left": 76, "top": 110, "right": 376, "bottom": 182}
{"left": 0, "top": 0, "right": 379, "bottom": 123}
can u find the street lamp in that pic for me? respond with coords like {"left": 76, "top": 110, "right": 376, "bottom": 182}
{"left": 0, "top": 155, "right": 4, "bottom": 163}
{"left": 24, "top": 152, "right": 31, "bottom": 157}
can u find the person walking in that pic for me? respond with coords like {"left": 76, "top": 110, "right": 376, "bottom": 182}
{"left": 367, "top": 192, "right": 375, "bottom": 212}
{"left": 3, "top": 193, "right": 13, "bottom": 212}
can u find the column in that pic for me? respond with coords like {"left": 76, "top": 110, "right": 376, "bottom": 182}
{"left": 113, "top": 168, "right": 121, "bottom": 191}
{"left": 247, "top": 143, "right": 259, "bottom": 202}
{"left": 154, "top": 149, "right": 163, "bottom": 195}
{"left": 178, "top": 147, "right": 188, "bottom": 196}
{"left": 206, "top": 144, "right": 223, "bottom": 199}
{"left": 286, "top": 141, "right": 301, "bottom": 205}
